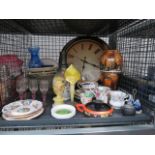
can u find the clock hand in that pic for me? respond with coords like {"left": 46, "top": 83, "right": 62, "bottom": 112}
{"left": 85, "top": 60, "right": 100, "bottom": 68}
{"left": 81, "top": 57, "right": 87, "bottom": 81}
{"left": 71, "top": 54, "right": 100, "bottom": 69}
{"left": 80, "top": 58, "right": 100, "bottom": 68}
{"left": 82, "top": 56, "right": 86, "bottom": 72}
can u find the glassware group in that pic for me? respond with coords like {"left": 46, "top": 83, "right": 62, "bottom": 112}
{"left": 16, "top": 77, "right": 49, "bottom": 103}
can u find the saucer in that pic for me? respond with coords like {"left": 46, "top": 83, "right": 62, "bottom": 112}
{"left": 109, "top": 100, "right": 124, "bottom": 109}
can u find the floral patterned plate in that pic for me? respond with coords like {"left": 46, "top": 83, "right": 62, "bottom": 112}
{"left": 2, "top": 108, "right": 44, "bottom": 121}
{"left": 2, "top": 100, "right": 43, "bottom": 117}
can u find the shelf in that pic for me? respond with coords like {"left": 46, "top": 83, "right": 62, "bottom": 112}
{"left": 0, "top": 101, "right": 152, "bottom": 130}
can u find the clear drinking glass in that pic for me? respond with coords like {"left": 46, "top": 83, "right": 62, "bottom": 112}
{"left": 16, "top": 77, "right": 28, "bottom": 100}
{"left": 39, "top": 79, "right": 49, "bottom": 103}
{"left": 29, "top": 79, "right": 38, "bottom": 100}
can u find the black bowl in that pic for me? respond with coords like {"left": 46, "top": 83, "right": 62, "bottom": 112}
{"left": 121, "top": 104, "right": 136, "bottom": 116}
{"left": 86, "top": 100, "right": 111, "bottom": 112}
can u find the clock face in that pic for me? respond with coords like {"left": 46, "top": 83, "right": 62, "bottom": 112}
{"left": 60, "top": 37, "right": 109, "bottom": 81}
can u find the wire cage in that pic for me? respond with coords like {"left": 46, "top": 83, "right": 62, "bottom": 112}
{"left": 0, "top": 19, "right": 155, "bottom": 133}
{"left": 116, "top": 20, "right": 155, "bottom": 108}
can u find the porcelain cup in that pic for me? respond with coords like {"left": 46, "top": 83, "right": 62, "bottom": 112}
{"left": 109, "top": 90, "right": 127, "bottom": 108}
{"left": 80, "top": 91, "right": 94, "bottom": 104}
{"left": 95, "top": 86, "right": 111, "bottom": 103}
{"left": 77, "top": 81, "right": 98, "bottom": 91}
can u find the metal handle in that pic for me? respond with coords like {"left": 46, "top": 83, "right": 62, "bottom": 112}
{"left": 132, "top": 88, "right": 137, "bottom": 100}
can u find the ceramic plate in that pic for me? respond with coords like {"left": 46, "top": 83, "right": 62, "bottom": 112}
{"left": 2, "top": 101, "right": 23, "bottom": 114}
{"left": 4, "top": 107, "right": 43, "bottom": 118}
{"left": 28, "top": 66, "right": 57, "bottom": 72}
{"left": 51, "top": 104, "right": 76, "bottom": 119}
{"left": 2, "top": 100, "right": 43, "bottom": 116}
{"left": 2, "top": 108, "right": 44, "bottom": 121}
{"left": 10, "top": 105, "right": 37, "bottom": 116}
{"left": 41, "top": 58, "right": 58, "bottom": 67}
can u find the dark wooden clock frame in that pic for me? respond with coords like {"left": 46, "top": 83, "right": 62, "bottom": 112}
{"left": 58, "top": 36, "right": 110, "bottom": 70}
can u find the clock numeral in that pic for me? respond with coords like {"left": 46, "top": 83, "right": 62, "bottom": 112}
{"left": 94, "top": 48, "right": 101, "bottom": 54}
{"left": 81, "top": 44, "right": 84, "bottom": 50}
{"left": 88, "top": 44, "right": 93, "bottom": 50}
{"left": 73, "top": 48, "right": 78, "bottom": 53}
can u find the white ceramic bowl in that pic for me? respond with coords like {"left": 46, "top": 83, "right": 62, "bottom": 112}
{"left": 51, "top": 104, "right": 76, "bottom": 119}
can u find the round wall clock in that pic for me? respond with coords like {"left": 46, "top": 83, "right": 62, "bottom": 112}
{"left": 59, "top": 37, "right": 110, "bottom": 81}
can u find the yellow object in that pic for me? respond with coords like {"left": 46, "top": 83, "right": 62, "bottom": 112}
{"left": 64, "top": 64, "right": 81, "bottom": 102}
{"left": 52, "top": 74, "right": 65, "bottom": 105}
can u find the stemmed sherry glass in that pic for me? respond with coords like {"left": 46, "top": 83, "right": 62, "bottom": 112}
{"left": 39, "top": 79, "right": 49, "bottom": 104}
{"left": 29, "top": 79, "right": 38, "bottom": 100}
{"left": 16, "top": 77, "right": 28, "bottom": 100}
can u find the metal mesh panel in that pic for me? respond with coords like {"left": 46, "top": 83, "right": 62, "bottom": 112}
{"left": 31, "top": 35, "right": 75, "bottom": 63}
{"left": 0, "top": 33, "right": 30, "bottom": 106}
{"left": 31, "top": 35, "right": 109, "bottom": 64}
{"left": 118, "top": 37, "right": 155, "bottom": 78}
{"left": 0, "top": 34, "right": 30, "bottom": 66}
{"left": 116, "top": 20, "right": 155, "bottom": 107}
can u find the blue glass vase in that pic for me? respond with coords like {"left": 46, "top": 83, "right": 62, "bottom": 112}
{"left": 28, "top": 47, "right": 43, "bottom": 68}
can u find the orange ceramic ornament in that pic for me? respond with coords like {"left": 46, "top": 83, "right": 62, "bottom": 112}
{"left": 101, "top": 50, "right": 123, "bottom": 71}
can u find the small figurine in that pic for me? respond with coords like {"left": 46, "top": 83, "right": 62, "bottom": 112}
{"left": 133, "top": 99, "right": 142, "bottom": 114}
{"left": 52, "top": 74, "right": 65, "bottom": 106}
